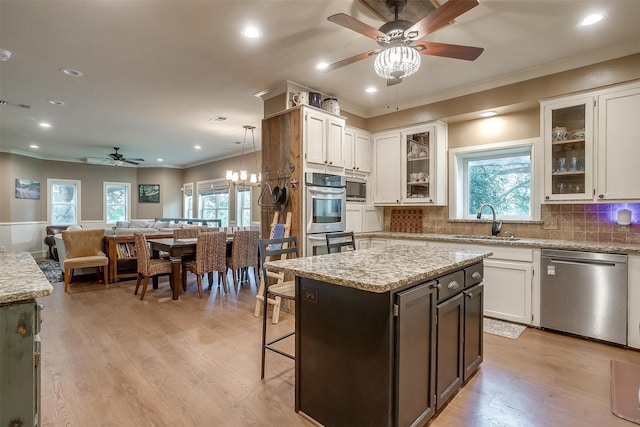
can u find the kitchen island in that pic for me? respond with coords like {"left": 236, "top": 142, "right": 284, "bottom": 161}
{"left": 266, "top": 245, "right": 492, "bottom": 427}
{"left": 0, "top": 252, "right": 53, "bottom": 427}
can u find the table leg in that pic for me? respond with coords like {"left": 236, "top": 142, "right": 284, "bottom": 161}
{"left": 170, "top": 256, "right": 182, "bottom": 300}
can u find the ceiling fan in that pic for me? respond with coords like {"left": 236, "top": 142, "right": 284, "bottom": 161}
{"left": 323, "top": 0, "right": 484, "bottom": 85}
{"left": 87, "top": 147, "right": 145, "bottom": 166}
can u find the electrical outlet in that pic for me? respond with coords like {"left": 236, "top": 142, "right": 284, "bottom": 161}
{"left": 543, "top": 217, "right": 558, "bottom": 230}
{"left": 0, "top": 246, "right": 6, "bottom": 252}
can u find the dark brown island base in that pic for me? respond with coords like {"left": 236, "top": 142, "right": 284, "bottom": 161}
{"left": 266, "top": 245, "right": 493, "bottom": 427}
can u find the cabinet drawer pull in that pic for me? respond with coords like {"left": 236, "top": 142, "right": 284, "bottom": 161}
{"left": 466, "top": 292, "right": 474, "bottom": 299}
{"left": 471, "top": 271, "right": 482, "bottom": 280}
{"left": 447, "top": 281, "right": 459, "bottom": 290}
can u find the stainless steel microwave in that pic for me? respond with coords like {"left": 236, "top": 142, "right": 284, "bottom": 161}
{"left": 345, "top": 176, "right": 367, "bottom": 202}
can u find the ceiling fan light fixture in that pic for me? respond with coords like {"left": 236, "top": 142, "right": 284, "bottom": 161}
{"left": 374, "top": 43, "right": 420, "bottom": 80}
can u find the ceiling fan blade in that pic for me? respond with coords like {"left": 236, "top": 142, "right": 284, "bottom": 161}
{"left": 124, "top": 158, "right": 145, "bottom": 162}
{"left": 121, "top": 159, "right": 140, "bottom": 165}
{"left": 328, "top": 13, "right": 387, "bottom": 41}
{"left": 387, "top": 78, "right": 403, "bottom": 87}
{"left": 321, "top": 48, "right": 381, "bottom": 72}
{"left": 413, "top": 41, "right": 483, "bottom": 61}
{"left": 405, "top": 0, "right": 479, "bottom": 40}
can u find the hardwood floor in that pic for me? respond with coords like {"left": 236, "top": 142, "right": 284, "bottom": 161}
{"left": 40, "top": 275, "right": 640, "bottom": 427}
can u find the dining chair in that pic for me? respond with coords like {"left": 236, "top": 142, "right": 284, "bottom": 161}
{"left": 61, "top": 229, "right": 109, "bottom": 292}
{"left": 182, "top": 231, "right": 228, "bottom": 296}
{"left": 254, "top": 211, "right": 291, "bottom": 322}
{"left": 173, "top": 227, "right": 207, "bottom": 239}
{"left": 326, "top": 231, "right": 357, "bottom": 253}
{"left": 227, "top": 230, "right": 259, "bottom": 289}
{"left": 258, "top": 235, "right": 299, "bottom": 379}
{"left": 133, "top": 232, "right": 173, "bottom": 300}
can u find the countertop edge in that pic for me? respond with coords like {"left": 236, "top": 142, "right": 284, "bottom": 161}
{"left": 266, "top": 248, "right": 492, "bottom": 293}
{"left": 358, "top": 232, "right": 640, "bottom": 254}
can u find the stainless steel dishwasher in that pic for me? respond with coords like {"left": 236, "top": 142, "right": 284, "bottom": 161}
{"left": 541, "top": 249, "right": 628, "bottom": 345}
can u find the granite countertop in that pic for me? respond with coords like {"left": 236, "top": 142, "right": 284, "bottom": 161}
{"left": 357, "top": 232, "right": 640, "bottom": 254}
{"left": 0, "top": 252, "right": 54, "bottom": 304}
{"left": 265, "top": 245, "right": 492, "bottom": 293}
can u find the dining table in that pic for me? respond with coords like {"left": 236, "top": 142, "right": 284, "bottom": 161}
{"left": 147, "top": 236, "right": 232, "bottom": 300}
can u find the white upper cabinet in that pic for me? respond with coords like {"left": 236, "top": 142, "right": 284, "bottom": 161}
{"left": 541, "top": 80, "right": 640, "bottom": 203}
{"left": 303, "top": 107, "right": 344, "bottom": 172}
{"left": 344, "top": 126, "right": 372, "bottom": 174}
{"left": 372, "top": 121, "right": 448, "bottom": 206}
{"left": 373, "top": 131, "right": 402, "bottom": 204}
{"left": 596, "top": 84, "right": 640, "bottom": 200}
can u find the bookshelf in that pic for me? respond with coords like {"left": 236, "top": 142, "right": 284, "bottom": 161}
{"left": 104, "top": 234, "right": 173, "bottom": 283}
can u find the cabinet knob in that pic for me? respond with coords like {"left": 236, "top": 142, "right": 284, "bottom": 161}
{"left": 329, "top": 161, "right": 333, "bottom": 165}
{"left": 435, "top": 283, "right": 442, "bottom": 289}
{"left": 598, "top": 194, "right": 604, "bottom": 199}
{"left": 545, "top": 195, "right": 550, "bottom": 200}
{"left": 466, "top": 292, "right": 474, "bottom": 299}
{"left": 447, "top": 280, "right": 460, "bottom": 290}
{"left": 471, "top": 271, "right": 482, "bottom": 280}
{"left": 324, "top": 160, "right": 328, "bottom": 164}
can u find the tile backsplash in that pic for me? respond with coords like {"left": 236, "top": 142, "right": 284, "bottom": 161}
{"left": 383, "top": 203, "right": 640, "bottom": 244}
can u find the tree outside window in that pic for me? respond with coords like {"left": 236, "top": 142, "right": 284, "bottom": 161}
{"left": 105, "top": 182, "right": 130, "bottom": 224}
{"left": 199, "top": 191, "right": 229, "bottom": 227}
{"left": 466, "top": 154, "right": 531, "bottom": 218}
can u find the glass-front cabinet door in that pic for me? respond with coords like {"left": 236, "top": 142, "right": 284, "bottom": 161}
{"left": 399, "top": 122, "right": 447, "bottom": 205}
{"left": 402, "top": 126, "right": 434, "bottom": 203}
{"left": 542, "top": 96, "right": 594, "bottom": 201}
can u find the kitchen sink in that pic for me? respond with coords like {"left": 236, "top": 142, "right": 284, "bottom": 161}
{"left": 450, "top": 235, "right": 521, "bottom": 241}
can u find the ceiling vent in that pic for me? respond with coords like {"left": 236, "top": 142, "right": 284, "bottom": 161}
{"left": 209, "top": 115, "right": 229, "bottom": 123}
{"left": 0, "top": 100, "right": 31, "bottom": 109}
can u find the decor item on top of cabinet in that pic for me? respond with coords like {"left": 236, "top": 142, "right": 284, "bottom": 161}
{"left": 309, "top": 92, "right": 322, "bottom": 108}
{"left": 291, "top": 91, "right": 309, "bottom": 106}
{"left": 321, "top": 0, "right": 483, "bottom": 85}
{"left": 322, "top": 98, "right": 340, "bottom": 115}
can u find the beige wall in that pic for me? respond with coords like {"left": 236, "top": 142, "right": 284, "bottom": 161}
{"left": 367, "top": 53, "right": 640, "bottom": 132}
{"left": 135, "top": 167, "right": 183, "bottom": 219}
{"left": 447, "top": 107, "right": 540, "bottom": 149}
{"left": 0, "top": 153, "right": 139, "bottom": 222}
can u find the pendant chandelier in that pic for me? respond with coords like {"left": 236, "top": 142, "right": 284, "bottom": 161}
{"left": 226, "top": 125, "right": 260, "bottom": 186}
{"left": 374, "top": 42, "right": 421, "bottom": 80}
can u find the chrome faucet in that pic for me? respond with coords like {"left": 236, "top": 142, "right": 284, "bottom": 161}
{"left": 476, "top": 204, "right": 502, "bottom": 236}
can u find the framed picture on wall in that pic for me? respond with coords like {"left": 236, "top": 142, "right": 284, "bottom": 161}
{"left": 138, "top": 184, "right": 160, "bottom": 203}
{"left": 15, "top": 179, "right": 41, "bottom": 199}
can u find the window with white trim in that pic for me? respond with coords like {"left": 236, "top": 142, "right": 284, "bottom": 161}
{"left": 197, "top": 180, "right": 229, "bottom": 227}
{"left": 183, "top": 183, "right": 194, "bottom": 218}
{"left": 104, "top": 182, "right": 130, "bottom": 224}
{"left": 48, "top": 179, "right": 81, "bottom": 225}
{"left": 236, "top": 188, "right": 251, "bottom": 228}
{"left": 450, "top": 139, "right": 538, "bottom": 220}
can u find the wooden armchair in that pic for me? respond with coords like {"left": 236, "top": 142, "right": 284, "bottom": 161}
{"left": 61, "top": 229, "right": 109, "bottom": 292}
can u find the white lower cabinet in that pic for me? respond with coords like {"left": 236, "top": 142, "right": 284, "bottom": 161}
{"left": 346, "top": 205, "right": 383, "bottom": 233}
{"left": 628, "top": 255, "right": 640, "bottom": 349}
{"left": 370, "top": 239, "right": 387, "bottom": 249}
{"left": 356, "top": 238, "right": 371, "bottom": 250}
{"left": 387, "top": 239, "right": 428, "bottom": 247}
{"left": 483, "top": 259, "right": 533, "bottom": 324}
{"left": 428, "top": 242, "right": 539, "bottom": 326}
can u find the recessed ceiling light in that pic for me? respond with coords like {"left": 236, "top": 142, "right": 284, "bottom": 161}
{"left": 39, "top": 122, "right": 52, "bottom": 128}
{"left": 157, "top": 158, "right": 163, "bottom": 162}
{"left": 241, "top": 26, "right": 261, "bottom": 39}
{"left": 194, "top": 145, "right": 201, "bottom": 150}
{"left": 0, "top": 48, "right": 11, "bottom": 61}
{"left": 580, "top": 13, "right": 604, "bottom": 26}
{"left": 365, "top": 86, "right": 378, "bottom": 93}
{"left": 48, "top": 100, "right": 66, "bottom": 106}
{"left": 480, "top": 111, "right": 497, "bottom": 118}
{"left": 316, "top": 62, "right": 329, "bottom": 71}
{"left": 60, "top": 68, "right": 83, "bottom": 77}
{"left": 29, "top": 144, "right": 39, "bottom": 149}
